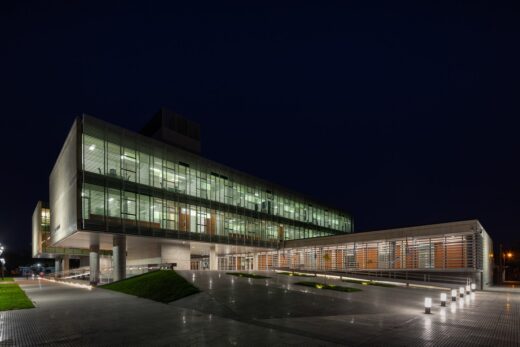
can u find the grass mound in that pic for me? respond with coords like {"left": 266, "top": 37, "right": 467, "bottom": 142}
{"left": 0, "top": 283, "right": 34, "bottom": 311}
{"left": 226, "top": 272, "right": 270, "bottom": 279}
{"left": 295, "top": 281, "right": 361, "bottom": 293}
{"left": 101, "top": 270, "right": 199, "bottom": 303}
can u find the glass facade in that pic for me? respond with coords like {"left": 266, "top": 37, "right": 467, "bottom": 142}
{"left": 79, "top": 116, "right": 352, "bottom": 247}
{"left": 225, "top": 232, "right": 483, "bottom": 273}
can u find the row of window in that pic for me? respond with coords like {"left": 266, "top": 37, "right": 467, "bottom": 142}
{"left": 81, "top": 183, "right": 334, "bottom": 241}
{"left": 251, "top": 235, "right": 474, "bottom": 270}
{"left": 81, "top": 133, "right": 351, "bottom": 232}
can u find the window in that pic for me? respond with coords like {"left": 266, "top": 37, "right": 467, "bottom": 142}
{"left": 83, "top": 135, "right": 104, "bottom": 174}
{"left": 163, "top": 200, "right": 178, "bottom": 230}
{"left": 121, "top": 148, "right": 136, "bottom": 182}
{"left": 107, "top": 143, "right": 120, "bottom": 178}
{"left": 122, "top": 191, "right": 136, "bottom": 220}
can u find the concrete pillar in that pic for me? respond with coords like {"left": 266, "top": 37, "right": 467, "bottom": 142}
{"left": 89, "top": 244, "right": 100, "bottom": 285}
{"left": 253, "top": 254, "right": 258, "bottom": 271}
{"left": 112, "top": 235, "right": 126, "bottom": 281}
{"left": 55, "top": 257, "right": 62, "bottom": 275}
{"left": 209, "top": 245, "right": 218, "bottom": 271}
{"left": 161, "top": 243, "right": 191, "bottom": 270}
{"left": 62, "top": 255, "right": 70, "bottom": 272}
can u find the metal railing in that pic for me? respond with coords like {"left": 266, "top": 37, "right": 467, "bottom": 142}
{"left": 52, "top": 264, "right": 155, "bottom": 284}
{"left": 275, "top": 266, "right": 473, "bottom": 287}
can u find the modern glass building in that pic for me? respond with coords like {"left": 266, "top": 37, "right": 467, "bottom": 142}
{"left": 48, "top": 110, "right": 352, "bottom": 283}
{"left": 37, "top": 109, "right": 492, "bottom": 288}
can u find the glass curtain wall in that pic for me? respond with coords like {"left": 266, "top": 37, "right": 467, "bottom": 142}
{"left": 80, "top": 117, "right": 352, "bottom": 246}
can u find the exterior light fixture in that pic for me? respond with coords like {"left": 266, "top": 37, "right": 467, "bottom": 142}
{"left": 471, "top": 283, "right": 476, "bottom": 292}
{"left": 451, "top": 289, "right": 457, "bottom": 301}
{"left": 459, "top": 287, "right": 464, "bottom": 298}
{"left": 440, "top": 293, "right": 447, "bottom": 307}
{"left": 424, "top": 297, "right": 432, "bottom": 314}
{"left": 465, "top": 285, "right": 470, "bottom": 295}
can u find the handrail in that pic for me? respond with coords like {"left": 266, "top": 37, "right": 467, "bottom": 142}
{"left": 277, "top": 266, "right": 472, "bottom": 286}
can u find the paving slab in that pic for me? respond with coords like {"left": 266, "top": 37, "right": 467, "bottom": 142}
{"left": 0, "top": 278, "right": 336, "bottom": 346}
{"left": 1, "top": 273, "right": 519, "bottom": 346}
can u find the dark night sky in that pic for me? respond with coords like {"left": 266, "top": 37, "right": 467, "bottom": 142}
{"left": 1, "top": 2, "right": 519, "bottom": 255}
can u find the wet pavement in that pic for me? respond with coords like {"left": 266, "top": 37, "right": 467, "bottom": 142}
{"left": 1, "top": 272, "right": 519, "bottom": 346}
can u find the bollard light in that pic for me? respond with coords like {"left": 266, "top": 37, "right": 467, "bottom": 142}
{"left": 459, "top": 287, "right": 464, "bottom": 298}
{"left": 451, "top": 289, "right": 457, "bottom": 301}
{"left": 424, "top": 297, "right": 432, "bottom": 314}
{"left": 465, "top": 285, "right": 470, "bottom": 295}
{"left": 471, "top": 283, "right": 476, "bottom": 292}
{"left": 440, "top": 293, "right": 447, "bottom": 307}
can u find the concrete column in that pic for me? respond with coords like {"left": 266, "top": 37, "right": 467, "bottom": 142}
{"left": 253, "top": 254, "right": 258, "bottom": 271}
{"left": 55, "top": 257, "right": 62, "bottom": 275}
{"left": 62, "top": 255, "right": 70, "bottom": 272}
{"left": 112, "top": 235, "right": 127, "bottom": 281}
{"left": 89, "top": 244, "right": 100, "bottom": 285}
{"left": 209, "top": 245, "right": 218, "bottom": 271}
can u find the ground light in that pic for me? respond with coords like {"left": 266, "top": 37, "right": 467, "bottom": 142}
{"left": 471, "top": 283, "right": 476, "bottom": 292}
{"left": 424, "top": 297, "right": 432, "bottom": 314}
{"left": 459, "top": 287, "right": 464, "bottom": 298}
{"left": 451, "top": 289, "right": 457, "bottom": 301}
{"left": 465, "top": 285, "right": 471, "bottom": 295}
{"left": 440, "top": 293, "right": 447, "bottom": 307}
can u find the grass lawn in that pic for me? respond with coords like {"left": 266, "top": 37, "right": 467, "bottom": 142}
{"left": 226, "top": 272, "right": 271, "bottom": 279}
{"left": 100, "top": 270, "right": 200, "bottom": 303}
{"left": 295, "top": 281, "right": 361, "bottom": 293}
{"left": 1, "top": 277, "right": 14, "bottom": 282}
{"left": 277, "top": 271, "right": 316, "bottom": 278}
{"left": 342, "top": 278, "right": 396, "bottom": 288}
{"left": 0, "top": 283, "right": 34, "bottom": 311}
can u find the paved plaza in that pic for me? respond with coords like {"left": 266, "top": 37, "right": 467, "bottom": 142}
{"left": 1, "top": 272, "right": 519, "bottom": 346}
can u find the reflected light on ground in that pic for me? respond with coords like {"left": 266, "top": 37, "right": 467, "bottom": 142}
{"left": 450, "top": 302, "right": 457, "bottom": 314}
